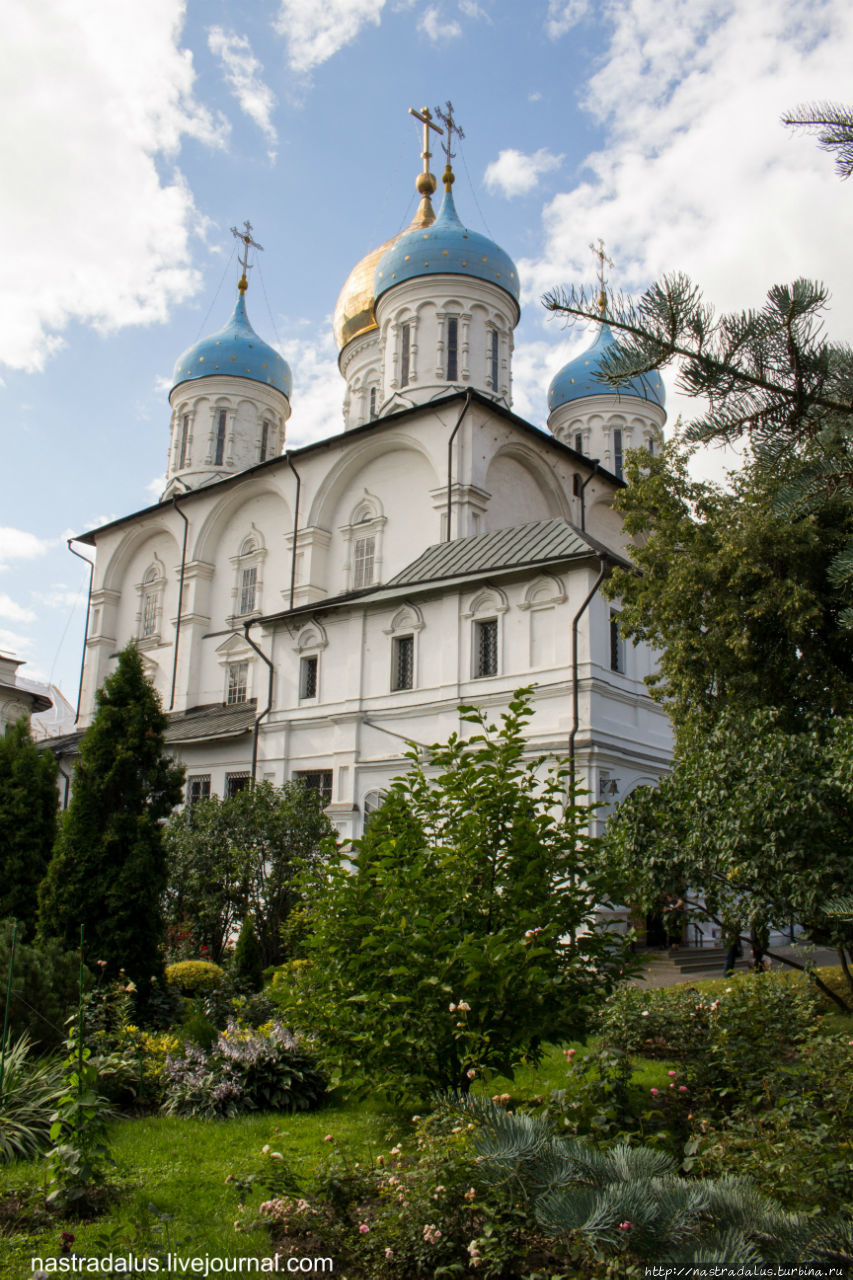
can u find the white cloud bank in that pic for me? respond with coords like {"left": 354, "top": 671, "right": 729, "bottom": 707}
{"left": 523, "top": 0, "right": 853, "bottom": 327}
{"left": 0, "top": 0, "right": 225, "bottom": 373}
{"left": 274, "top": 0, "right": 387, "bottom": 73}
{"left": 545, "top": 0, "right": 590, "bottom": 39}
{"left": 419, "top": 6, "right": 463, "bottom": 42}
{"left": 484, "top": 148, "right": 563, "bottom": 197}
{"left": 0, "top": 527, "right": 54, "bottom": 572}
{"left": 0, "top": 594, "right": 37, "bottom": 624}
{"left": 208, "top": 27, "right": 278, "bottom": 156}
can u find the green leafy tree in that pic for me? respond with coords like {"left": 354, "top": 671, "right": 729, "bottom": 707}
{"left": 39, "top": 644, "right": 184, "bottom": 1000}
{"left": 0, "top": 719, "right": 58, "bottom": 938}
{"left": 599, "top": 439, "right": 853, "bottom": 739}
{"left": 604, "top": 710, "right": 853, "bottom": 1008}
{"left": 163, "top": 780, "right": 335, "bottom": 968}
{"left": 286, "top": 690, "right": 630, "bottom": 1100}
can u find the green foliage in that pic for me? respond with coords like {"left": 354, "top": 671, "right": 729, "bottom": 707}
{"left": 232, "top": 913, "right": 264, "bottom": 992}
{"left": 162, "top": 1021, "right": 327, "bottom": 1118}
{"left": 601, "top": 439, "right": 853, "bottom": 735}
{"left": 0, "top": 719, "right": 58, "bottom": 940}
{"left": 693, "top": 1030, "right": 853, "bottom": 1213}
{"left": 287, "top": 690, "right": 631, "bottom": 1100}
{"left": 0, "top": 921, "right": 90, "bottom": 1051}
{"left": 596, "top": 973, "right": 819, "bottom": 1100}
{"left": 163, "top": 779, "right": 336, "bottom": 968}
{"left": 46, "top": 1021, "right": 114, "bottom": 1214}
{"left": 604, "top": 710, "right": 853, "bottom": 971}
{"left": 468, "top": 1097, "right": 850, "bottom": 1268}
{"left": 164, "top": 959, "right": 225, "bottom": 995}
{"left": 39, "top": 644, "right": 185, "bottom": 1000}
{"left": 783, "top": 102, "right": 853, "bottom": 181}
{"left": 0, "top": 1034, "right": 64, "bottom": 1162}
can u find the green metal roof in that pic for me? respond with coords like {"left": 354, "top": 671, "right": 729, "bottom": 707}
{"left": 386, "top": 518, "right": 608, "bottom": 588}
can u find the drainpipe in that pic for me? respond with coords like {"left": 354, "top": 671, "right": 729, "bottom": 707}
{"left": 568, "top": 555, "right": 609, "bottom": 789}
{"left": 244, "top": 619, "right": 274, "bottom": 788}
{"left": 579, "top": 461, "right": 599, "bottom": 533}
{"left": 446, "top": 390, "right": 473, "bottom": 542}
{"left": 169, "top": 492, "right": 190, "bottom": 711}
{"left": 67, "top": 539, "right": 95, "bottom": 725}
{"left": 286, "top": 453, "right": 302, "bottom": 610}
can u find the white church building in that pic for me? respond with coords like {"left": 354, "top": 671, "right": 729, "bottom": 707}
{"left": 58, "top": 115, "right": 672, "bottom": 840}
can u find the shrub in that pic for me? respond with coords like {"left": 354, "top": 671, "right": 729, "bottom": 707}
{"left": 597, "top": 971, "right": 820, "bottom": 1097}
{"left": 0, "top": 1034, "right": 64, "bottom": 1162}
{"left": 233, "top": 914, "right": 264, "bottom": 992}
{"left": 165, "top": 960, "right": 224, "bottom": 995}
{"left": 162, "top": 1021, "right": 327, "bottom": 1118}
{"left": 0, "top": 923, "right": 89, "bottom": 1052}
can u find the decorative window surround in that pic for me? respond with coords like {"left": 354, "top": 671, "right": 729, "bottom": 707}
{"left": 230, "top": 525, "right": 267, "bottom": 621}
{"left": 135, "top": 555, "right": 166, "bottom": 648}
{"left": 340, "top": 491, "right": 386, "bottom": 593}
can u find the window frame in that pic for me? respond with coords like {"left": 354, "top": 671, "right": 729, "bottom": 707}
{"left": 609, "top": 609, "right": 625, "bottom": 674}
{"left": 446, "top": 316, "right": 459, "bottom": 381}
{"left": 391, "top": 633, "right": 414, "bottom": 691}
{"left": 299, "top": 654, "right": 318, "bottom": 700}
{"left": 225, "top": 771, "right": 251, "bottom": 798}
{"left": 473, "top": 617, "right": 499, "bottom": 679}
{"left": 214, "top": 408, "right": 227, "bottom": 467}
{"left": 293, "top": 768, "right": 333, "bottom": 805}
{"left": 226, "top": 660, "right": 249, "bottom": 705}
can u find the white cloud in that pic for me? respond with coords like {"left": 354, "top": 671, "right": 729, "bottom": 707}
{"left": 282, "top": 327, "right": 348, "bottom": 447}
{"left": 0, "top": 594, "right": 37, "bottom": 624}
{"left": 208, "top": 27, "right": 278, "bottom": 156}
{"left": 484, "top": 148, "right": 563, "bottom": 198}
{"left": 458, "top": 0, "right": 490, "bottom": 18}
{"left": 521, "top": 0, "right": 853, "bottom": 440}
{"left": 419, "top": 6, "right": 463, "bottom": 41}
{"left": 0, "top": 0, "right": 226, "bottom": 373}
{"left": 0, "top": 527, "right": 54, "bottom": 571}
{"left": 146, "top": 475, "right": 167, "bottom": 501}
{"left": 545, "top": 0, "right": 590, "bottom": 38}
{"left": 274, "top": 0, "right": 387, "bottom": 73}
{"left": 0, "top": 628, "right": 34, "bottom": 656}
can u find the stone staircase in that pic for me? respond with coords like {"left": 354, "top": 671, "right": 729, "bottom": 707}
{"left": 636, "top": 946, "right": 748, "bottom": 987}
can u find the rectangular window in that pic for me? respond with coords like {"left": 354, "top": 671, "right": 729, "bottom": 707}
{"left": 474, "top": 618, "right": 498, "bottom": 678}
{"left": 391, "top": 634, "right": 414, "bottom": 691}
{"left": 447, "top": 317, "right": 458, "bottom": 381}
{"left": 293, "top": 769, "right": 333, "bottom": 805}
{"left": 400, "top": 323, "right": 411, "bottom": 387}
{"left": 489, "top": 329, "right": 499, "bottom": 388}
{"left": 647, "top": 436, "right": 655, "bottom": 456}
{"left": 214, "top": 409, "right": 227, "bottom": 466}
{"left": 369, "top": 386, "right": 377, "bottom": 419}
{"left": 610, "top": 610, "right": 625, "bottom": 673}
{"left": 141, "top": 591, "right": 158, "bottom": 638}
{"left": 239, "top": 565, "right": 257, "bottom": 615}
{"left": 299, "top": 655, "right": 318, "bottom": 699}
{"left": 178, "top": 414, "right": 190, "bottom": 469}
{"left": 613, "top": 427, "right": 624, "bottom": 479}
{"left": 259, "top": 420, "right": 269, "bottom": 462}
{"left": 574, "top": 431, "right": 583, "bottom": 454}
{"left": 187, "top": 774, "right": 211, "bottom": 805}
{"left": 353, "top": 535, "right": 375, "bottom": 589}
{"left": 225, "top": 771, "right": 250, "bottom": 798}
{"left": 226, "top": 661, "right": 248, "bottom": 705}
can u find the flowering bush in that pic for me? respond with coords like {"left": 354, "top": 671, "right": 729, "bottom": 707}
{"left": 596, "top": 971, "right": 819, "bottom": 1097}
{"left": 233, "top": 1109, "right": 544, "bottom": 1278}
{"left": 162, "top": 1020, "right": 326, "bottom": 1117}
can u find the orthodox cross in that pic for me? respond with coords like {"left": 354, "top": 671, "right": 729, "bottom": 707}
{"left": 434, "top": 100, "right": 464, "bottom": 171}
{"left": 408, "top": 105, "right": 442, "bottom": 183}
{"left": 231, "top": 220, "right": 264, "bottom": 292}
{"left": 589, "top": 237, "right": 613, "bottom": 313}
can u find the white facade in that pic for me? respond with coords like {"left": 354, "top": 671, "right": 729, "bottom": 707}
{"left": 65, "top": 166, "right": 673, "bottom": 838}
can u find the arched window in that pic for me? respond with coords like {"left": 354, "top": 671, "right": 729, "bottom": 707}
{"left": 342, "top": 492, "right": 386, "bottom": 592}
{"left": 137, "top": 557, "right": 166, "bottom": 645}
{"left": 230, "top": 528, "right": 266, "bottom": 620}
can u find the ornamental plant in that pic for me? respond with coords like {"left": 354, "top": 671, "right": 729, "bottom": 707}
{"left": 162, "top": 1020, "right": 326, "bottom": 1118}
{"left": 286, "top": 689, "right": 631, "bottom": 1100}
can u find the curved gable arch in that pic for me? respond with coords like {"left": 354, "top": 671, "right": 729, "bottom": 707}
{"left": 307, "top": 433, "right": 440, "bottom": 531}
{"left": 193, "top": 483, "right": 291, "bottom": 566}
{"left": 102, "top": 522, "right": 180, "bottom": 594}
{"left": 483, "top": 442, "right": 572, "bottom": 528}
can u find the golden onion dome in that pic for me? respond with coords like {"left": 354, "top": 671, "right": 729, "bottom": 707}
{"left": 333, "top": 188, "right": 436, "bottom": 352}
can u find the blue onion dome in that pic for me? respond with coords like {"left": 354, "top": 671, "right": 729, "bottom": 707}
{"left": 547, "top": 323, "right": 665, "bottom": 412}
{"left": 374, "top": 184, "right": 520, "bottom": 309}
{"left": 171, "top": 288, "right": 292, "bottom": 398}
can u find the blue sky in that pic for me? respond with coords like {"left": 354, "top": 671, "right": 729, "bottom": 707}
{"left": 2, "top": 0, "right": 852, "bottom": 706}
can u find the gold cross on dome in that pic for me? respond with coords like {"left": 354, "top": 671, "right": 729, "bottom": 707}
{"left": 409, "top": 105, "right": 442, "bottom": 181}
{"left": 231, "top": 220, "right": 264, "bottom": 292}
{"left": 589, "top": 237, "right": 613, "bottom": 313}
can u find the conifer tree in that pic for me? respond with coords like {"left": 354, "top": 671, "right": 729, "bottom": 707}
{"left": 0, "top": 719, "right": 58, "bottom": 939}
{"left": 39, "top": 644, "right": 184, "bottom": 998}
